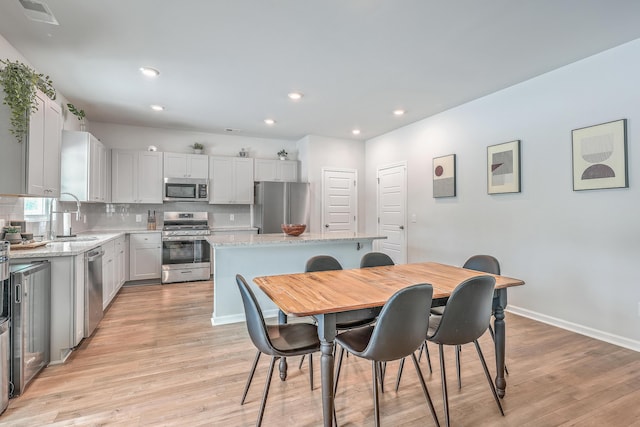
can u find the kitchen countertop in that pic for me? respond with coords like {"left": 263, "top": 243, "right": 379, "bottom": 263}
{"left": 207, "top": 232, "right": 386, "bottom": 247}
{"left": 7, "top": 230, "right": 161, "bottom": 259}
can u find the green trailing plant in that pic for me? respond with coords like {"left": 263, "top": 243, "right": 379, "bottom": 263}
{"left": 277, "top": 149, "right": 288, "bottom": 158}
{"left": 192, "top": 142, "right": 204, "bottom": 150}
{"left": 0, "top": 58, "right": 56, "bottom": 143}
{"left": 67, "top": 103, "right": 86, "bottom": 121}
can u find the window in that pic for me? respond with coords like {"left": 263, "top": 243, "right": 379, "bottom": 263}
{"left": 23, "top": 197, "right": 50, "bottom": 220}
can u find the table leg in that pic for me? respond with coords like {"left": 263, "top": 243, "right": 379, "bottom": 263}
{"left": 493, "top": 289, "right": 507, "bottom": 398}
{"left": 317, "top": 314, "right": 337, "bottom": 427}
{"left": 278, "top": 310, "right": 288, "bottom": 381}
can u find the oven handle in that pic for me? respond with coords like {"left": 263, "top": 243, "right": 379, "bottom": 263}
{"left": 162, "top": 236, "right": 210, "bottom": 242}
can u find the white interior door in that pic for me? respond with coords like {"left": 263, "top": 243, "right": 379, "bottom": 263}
{"left": 322, "top": 168, "right": 357, "bottom": 233}
{"left": 377, "top": 162, "right": 407, "bottom": 264}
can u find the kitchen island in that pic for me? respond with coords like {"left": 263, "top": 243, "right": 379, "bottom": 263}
{"left": 207, "top": 232, "right": 386, "bottom": 325}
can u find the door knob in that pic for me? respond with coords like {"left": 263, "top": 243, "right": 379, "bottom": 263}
{"left": 324, "top": 224, "right": 329, "bottom": 228}
{"left": 399, "top": 225, "right": 404, "bottom": 230}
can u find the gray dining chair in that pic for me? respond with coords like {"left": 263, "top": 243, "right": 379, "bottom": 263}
{"left": 431, "top": 254, "right": 506, "bottom": 388}
{"left": 236, "top": 274, "right": 321, "bottom": 427}
{"left": 427, "top": 275, "right": 504, "bottom": 427}
{"left": 359, "top": 251, "right": 394, "bottom": 268}
{"left": 334, "top": 283, "right": 440, "bottom": 427}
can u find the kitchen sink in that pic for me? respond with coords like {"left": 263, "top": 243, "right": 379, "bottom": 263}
{"left": 53, "top": 236, "right": 99, "bottom": 242}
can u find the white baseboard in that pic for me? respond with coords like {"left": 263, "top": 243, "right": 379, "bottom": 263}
{"left": 211, "top": 308, "right": 280, "bottom": 326}
{"left": 507, "top": 305, "right": 640, "bottom": 353}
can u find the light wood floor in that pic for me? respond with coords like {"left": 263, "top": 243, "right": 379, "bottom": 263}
{"left": 1, "top": 280, "right": 639, "bottom": 426}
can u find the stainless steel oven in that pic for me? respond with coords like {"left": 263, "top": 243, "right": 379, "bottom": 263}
{"left": 163, "top": 178, "right": 208, "bottom": 202}
{"left": 162, "top": 212, "right": 211, "bottom": 284}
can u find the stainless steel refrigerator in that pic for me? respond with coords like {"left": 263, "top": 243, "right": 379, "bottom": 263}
{"left": 253, "top": 182, "right": 310, "bottom": 233}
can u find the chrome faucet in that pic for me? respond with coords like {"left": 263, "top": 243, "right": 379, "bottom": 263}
{"left": 49, "top": 192, "right": 82, "bottom": 239}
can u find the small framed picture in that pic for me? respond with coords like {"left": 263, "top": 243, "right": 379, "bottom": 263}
{"left": 487, "top": 140, "right": 521, "bottom": 194}
{"left": 572, "top": 119, "right": 628, "bottom": 191}
{"left": 433, "top": 154, "right": 456, "bottom": 198}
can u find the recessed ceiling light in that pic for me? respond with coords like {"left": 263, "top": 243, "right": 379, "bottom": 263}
{"left": 264, "top": 119, "right": 276, "bottom": 125}
{"left": 393, "top": 109, "right": 405, "bottom": 116}
{"left": 288, "top": 92, "right": 303, "bottom": 100}
{"left": 352, "top": 129, "right": 361, "bottom": 135}
{"left": 140, "top": 67, "right": 160, "bottom": 77}
{"left": 150, "top": 105, "right": 164, "bottom": 111}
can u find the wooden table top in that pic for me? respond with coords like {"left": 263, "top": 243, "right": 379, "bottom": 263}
{"left": 253, "top": 261, "right": 525, "bottom": 317}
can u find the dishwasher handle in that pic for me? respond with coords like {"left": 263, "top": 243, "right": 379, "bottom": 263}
{"left": 86, "top": 248, "right": 104, "bottom": 261}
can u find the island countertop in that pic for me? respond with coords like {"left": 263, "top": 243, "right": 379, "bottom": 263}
{"left": 206, "top": 232, "right": 386, "bottom": 247}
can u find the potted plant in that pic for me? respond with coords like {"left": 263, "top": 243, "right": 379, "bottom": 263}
{"left": 3, "top": 226, "right": 22, "bottom": 244}
{"left": 67, "top": 103, "right": 86, "bottom": 131}
{"left": 0, "top": 58, "right": 56, "bottom": 143}
{"left": 192, "top": 142, "right": 204, "bottom": 154}
{"left": 277, "top": 149, "right": 288, "bottom": 160}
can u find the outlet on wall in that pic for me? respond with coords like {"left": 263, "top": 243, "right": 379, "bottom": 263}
{"left": 230, "top": 214, "right": 235, "bottom": 221}
{"left": 135, "top": 214, "right": 142, "bottom": 223}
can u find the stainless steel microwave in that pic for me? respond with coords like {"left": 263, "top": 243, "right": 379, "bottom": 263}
{"left": 163, "top": 178, "right": 208, "bottom": 202}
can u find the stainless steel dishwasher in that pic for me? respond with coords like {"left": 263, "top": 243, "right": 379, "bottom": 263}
{"left": 84, "top": 247, "right": 104, "bottom": 337}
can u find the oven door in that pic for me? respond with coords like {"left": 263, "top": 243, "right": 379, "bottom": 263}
{"left": 161, "top": 238, "right": 211, "bottom": 283}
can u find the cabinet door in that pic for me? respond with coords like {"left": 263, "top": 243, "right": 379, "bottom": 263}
{"left": 111, "top": 150, "right": 136, "bottom": 203}
{"left": 115, "top": 237, "right": 126, "bottom": 288}
{"left": 209, "top": 157, "right": 234, "bottom": 204}
{"left": 129, "top": 233, "right": 161, "bottom": 280}
{"left": 188, "top": 155, "right": 209, "bottom": 179}
{"left": 137, "top": 151, "right": 163, "bottom": 203}
{"left": 43, "top": 99, "right": 62, "bottom": 197}
{"left": 277, "top": 160, "right": 298, "bottom": 182}
{"left": 27, "top": 91, "right": 46, "bottom": 195}
{"left": 89, "top": 138, "right": 103, "bottom": 202}
{"left": 254, "top": 159, "right": 277, "bottom": 181}
{"left": 102, "top": 241, "right": 115, "bottom": 309}
{"left": 234, "top": 158, "right": 255, "bottom": 204}
{"left": 163, "top": 153, "right": 188, "bottom": 178}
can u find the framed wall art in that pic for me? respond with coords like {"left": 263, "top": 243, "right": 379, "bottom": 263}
{"left": 433, "top": 154, "right": 456, "bottom": 198}
{"left": 572, "top": 119, "right": 628, "bottom": 191}
{"left": 487, "top": 140, "right": 521, "bottom": 194}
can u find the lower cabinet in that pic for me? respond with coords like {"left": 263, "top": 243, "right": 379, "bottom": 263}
{"left": 129, "top": 232, "right": 162, "bottom": 280}
{"left": 102, "top": 236, "right": 127, "bottom": 309}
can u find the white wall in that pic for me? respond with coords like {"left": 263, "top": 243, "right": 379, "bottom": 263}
{"left": 365, "top": 39, "right": 640, "bottom": 350}
{"left": 297, "top": 135, "right": 365, "bottom": 233}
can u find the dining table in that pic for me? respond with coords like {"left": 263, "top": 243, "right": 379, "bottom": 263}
{"left": 253, "top": 261, "right": 525, "bottom": 427}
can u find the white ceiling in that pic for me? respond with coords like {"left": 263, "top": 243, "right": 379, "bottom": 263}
{"left": 2, "top": 1, "right": 640, "bottom": 141}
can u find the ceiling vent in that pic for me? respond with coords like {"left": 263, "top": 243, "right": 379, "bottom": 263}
{"left": 19, "top": 0, "right": 59, "bottom": 25}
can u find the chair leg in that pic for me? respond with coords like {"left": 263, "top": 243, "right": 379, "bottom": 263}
{"left": 410, "top": 352, "right": 440, "bottom": 427}
{"left": 241, "top": 351, "right": 261, "bottom": 405}
{"left": 309, "top": 353, "right": 313, "bottom": 390}
{"left": 298, "top": 354, "right": 305, "bottom": 369}
{"left": 379, "top": 361, "right": 386, "bottom": 393}
{"left": 424, "top": 340, "right": 433, "bottom": 373}
{"left": 256, "top": 356, "right": 277, "bottom": 427}
{"left": 488, "top": 324, "right": 509, "bottom": 375}
{"left": 438, "top": 344, "right": 450, "bottom": 427}
{"left": 334, "top": 346, "right": 345, "bottom": 396}
{"left": 455, "top": 345, "right": 461, "bottom": 390}
{"left": 372, "top": 361, "right": 381, "bottom": 427}
{"left": 395, "top": 357, "right": 405, "bottom": 392}
{"left": 473, "top": 340, "right": 504, "bottom": 416}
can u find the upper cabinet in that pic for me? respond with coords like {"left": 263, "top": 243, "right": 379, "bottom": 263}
{"left": 0, "top": 89, "right": 61, "bottom": 196}
{"left": 209, "top": 156, "right": 254, "bottom": 204}
{"left": 254, "top": 159, "right": 298, "bottom": 182}
{"left": 61, "top": 131, "right": 110, "bottom": 202}
{"left": 28, "top": 90, "right": 62, "bottom": 197}
{"left": 112, "top": 150, "right": 163, "bottom": 203}
{"left": 163, "top": 153, "right": 208, "bottom": 179}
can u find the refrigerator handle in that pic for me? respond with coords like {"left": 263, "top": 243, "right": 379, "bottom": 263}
{"left": 14, "top": 282, "right": 22, "bottom": 304}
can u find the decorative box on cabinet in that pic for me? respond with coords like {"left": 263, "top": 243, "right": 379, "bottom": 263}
{"left": 209, "top": 156, "right": 254, "bottom": 204}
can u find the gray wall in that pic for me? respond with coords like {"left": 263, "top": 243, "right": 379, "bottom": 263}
{"left": 365, "top": 39, "right": 640, "bottom": 350}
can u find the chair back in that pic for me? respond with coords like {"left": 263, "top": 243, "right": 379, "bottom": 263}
{"left": 428, "top": 275, "right": 496, "bottom": 346}
{"left": 360, "top": 283, "right": 433, "bottom": 362}
{"left": 305, "top": 255, "right": 343, "bottom": 272}
{"left": 463, "top": 255, "right": 500, "bottom": 275}
{"left": 236, "top": 274, "right": 274, "bottom": 355}
{"left": 360, "top": 252, "right": 395, "bottom": 268}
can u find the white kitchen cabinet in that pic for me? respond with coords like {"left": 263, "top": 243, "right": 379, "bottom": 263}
{"left": 27, "top": 90, "right": 62, "bottom": 197}
{"left": 114, "top": 235, "right": 126, "bottom": 289}
{"left": 254, "top": 158, "right": 298, "bottom": 182}
{"left": 163, "top": 153, "right": 209, "bottom": 179}
{"left": 102, "top": 240, "right": 116, "bottom": 309}
{"left": 112, "top": 150, "right": 163, "bottom": 203}
{"left": 129, "top": 232, "right": 162, "bottom": 280}
{"left": 61, "top": 131, "right": 109, "bottom": 202}
{"left": 209, "top": 156, "right": 254, "bottom": 204}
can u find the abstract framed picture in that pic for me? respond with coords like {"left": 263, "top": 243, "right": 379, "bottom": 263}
{"left": 572, "top": 119, "right": 628, "bottom": 191}
{"left": 433, "top": 154, "right": 456, "bottom": 198}
{"left": 487, "top": 140, "right": 521, "bottom": 194}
